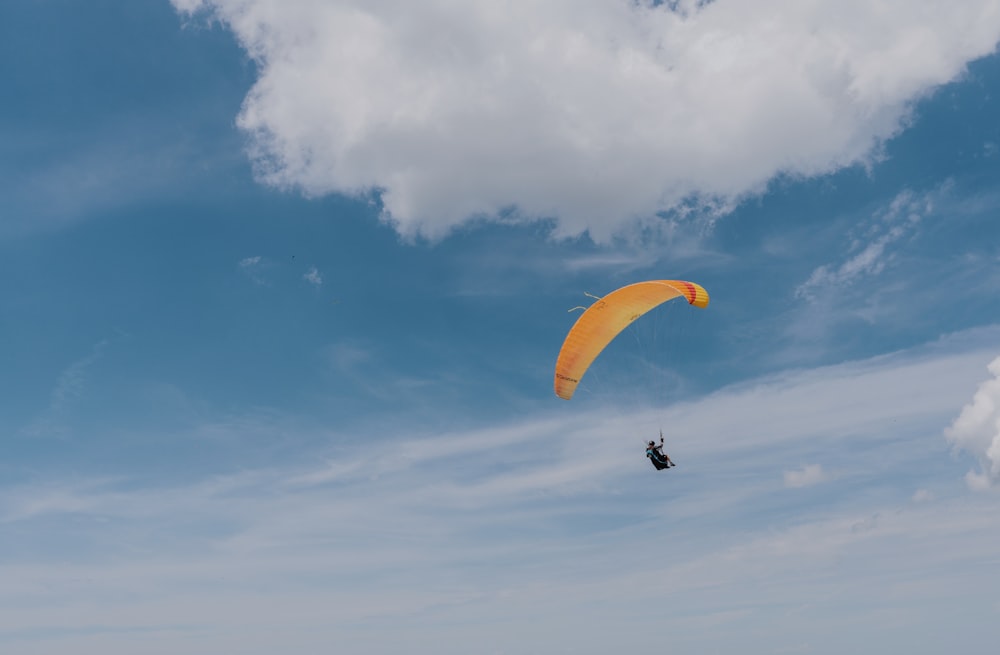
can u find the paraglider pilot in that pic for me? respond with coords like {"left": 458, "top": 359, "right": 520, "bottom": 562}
{"left": 646, "top": 432, "right": 675, "bottom": 470}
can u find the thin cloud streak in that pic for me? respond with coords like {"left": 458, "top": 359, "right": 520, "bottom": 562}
{"left": 19, "top": 340, "right": 108, "bottom": 439}
{"left": 796, "top": 188, "right": 932, "bottom": 301}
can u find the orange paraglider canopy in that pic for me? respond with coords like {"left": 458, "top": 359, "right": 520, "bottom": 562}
{"left": 554, "top": 280, "right": 709, "bottom": 400}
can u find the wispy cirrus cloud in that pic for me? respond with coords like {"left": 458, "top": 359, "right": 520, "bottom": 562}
{"left": 0, "top": 120, "right": 241, "bottom": 240}
{"left": 3, "top": 327, "right": 1000, "bottom": 653}
{"left": 19, "top": 340, "right": 108, "bottom": 438}
{"left": 773, "top": 185, "right": 965, "bottom": 362}
{"left": 795, "top": 188, "right": 932, "bottom": 301}
{"left": 171, "top": 0, "right": 1000, "bottom": 241}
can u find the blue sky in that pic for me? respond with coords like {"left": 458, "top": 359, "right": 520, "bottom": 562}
{"left": 3, "top": 1, "right": 1000, "bottom": 653}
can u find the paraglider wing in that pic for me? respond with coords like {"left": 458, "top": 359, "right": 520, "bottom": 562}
{"left": 554, "top": 280, "right": 709, "bottom": 400}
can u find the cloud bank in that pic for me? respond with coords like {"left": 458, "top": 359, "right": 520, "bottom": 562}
{"left": 3, "top": 328, "right": 1000, "bottom": 654}
{"left": 173, "top": 0, "right": 1000, "bottom": 240}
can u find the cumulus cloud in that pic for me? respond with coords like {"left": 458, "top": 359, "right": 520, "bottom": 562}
{"left": 172, "top": 0, "right": 1000, "bottom": 241}
{"left": 945, "top": 355, "right": 1000, "bottom": 489}
{"left": 784, "top": 463, "right": 831, "bottom": 488}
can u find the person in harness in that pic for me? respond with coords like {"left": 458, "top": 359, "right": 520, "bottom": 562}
{"left": 646, "top": 432, "right": 675, "bottom": 470}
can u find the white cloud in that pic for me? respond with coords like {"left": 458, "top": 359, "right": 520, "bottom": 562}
{"left": 302, "top": 266, "right": 322, "bottom": 286}
{"left": 238, "top": 255, "right": 268, "bottom": 285}
{"left": 4, "top": 327, "right": 1000, "bottom": 654}
{"left": 784, "top": 463, "right": 831, "bottom": 488}
{"left": 172, "top": 0, "right": 1000, "bottom": 241}
{"left": 945, "top": 355, "right": 1000, "bottom": 489}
